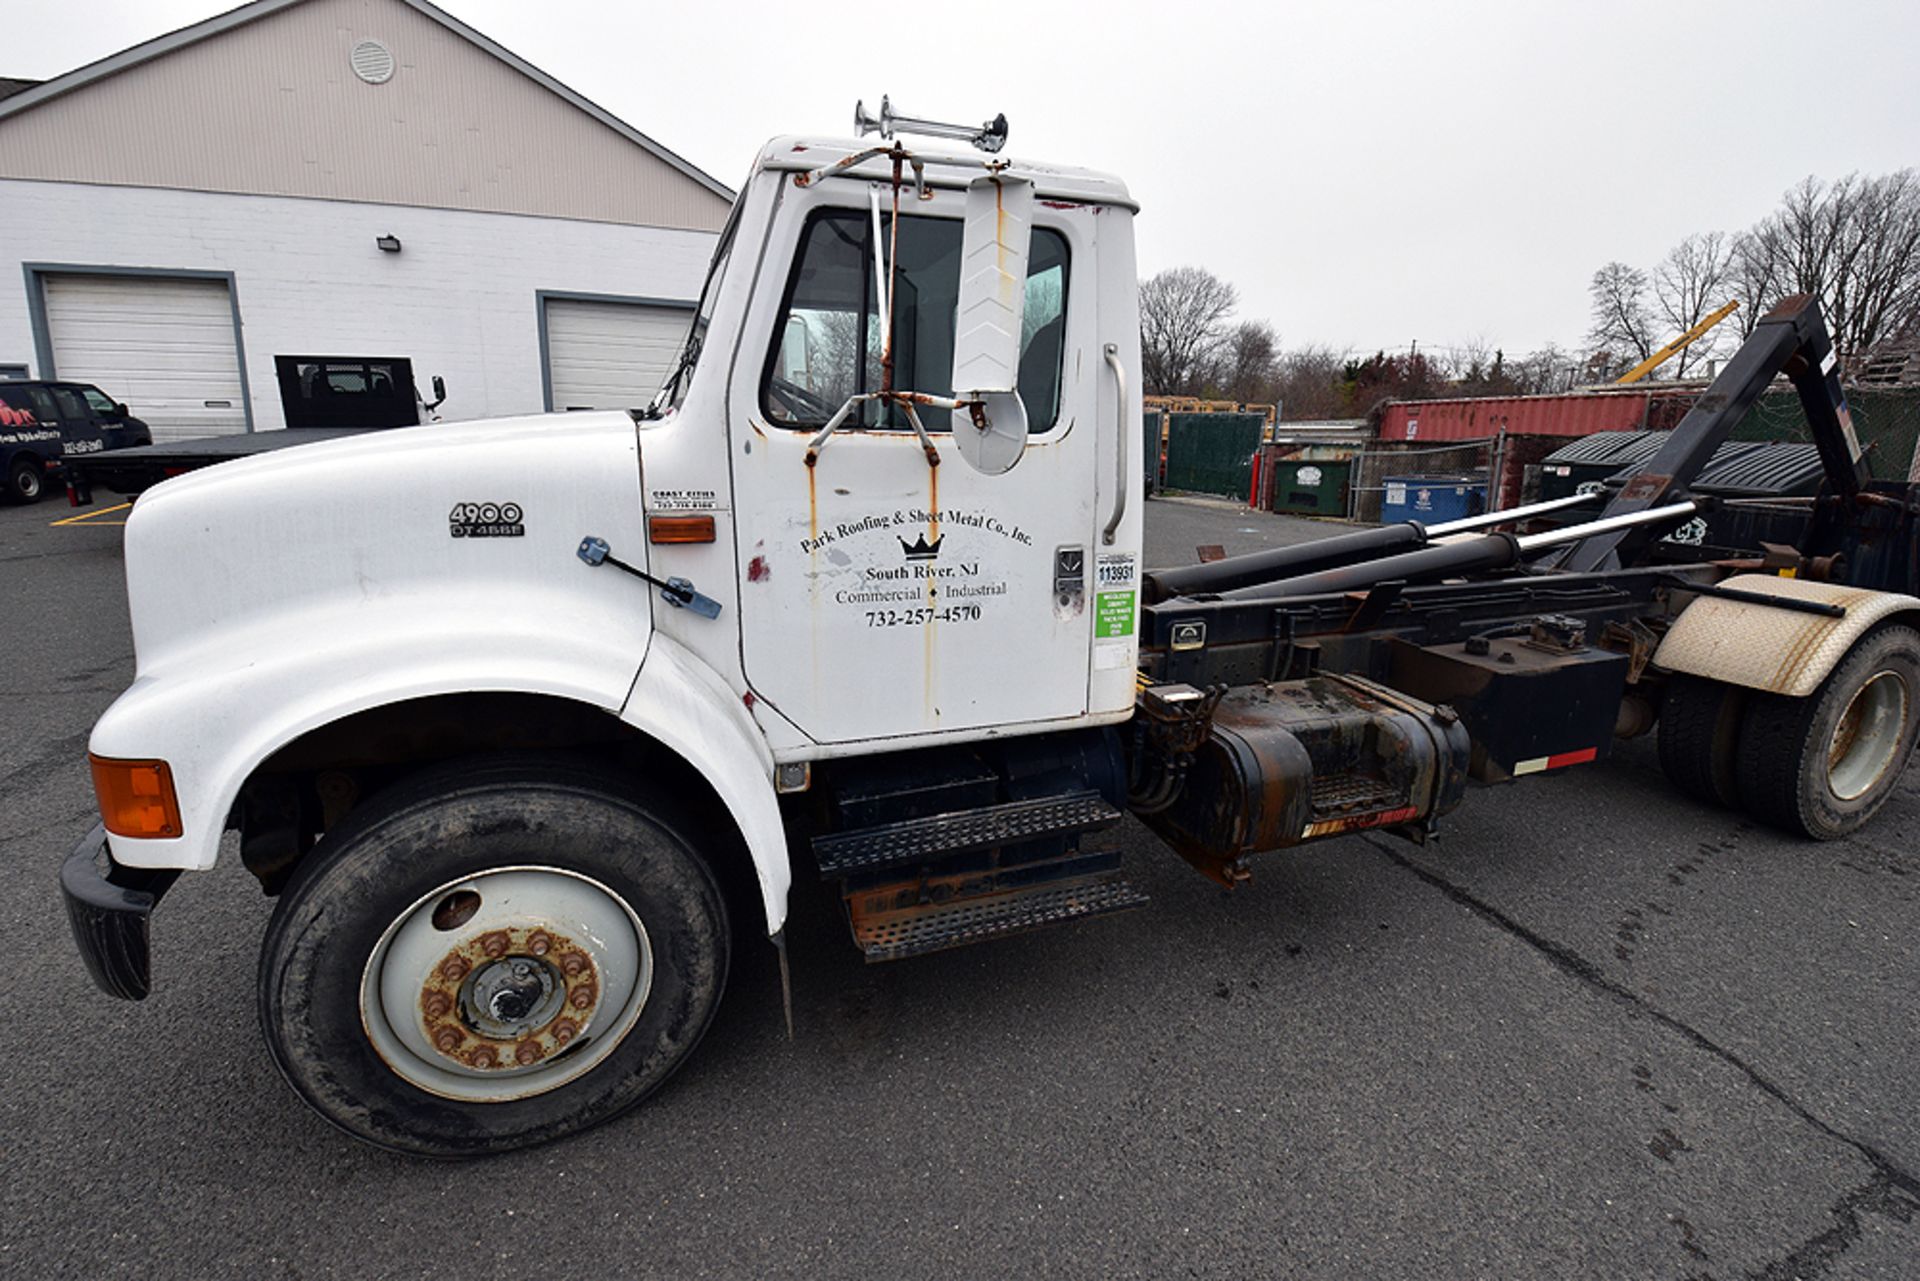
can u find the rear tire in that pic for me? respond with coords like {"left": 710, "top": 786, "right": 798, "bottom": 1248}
{"left": 258, "top": 757, "right": 730, "bottom": 1157}
{"left": 1657, "top": 675, "right": 1746, "bottom": 808}
{"left": 1735, "top": 625, "right": 1920, "bottom": 839}
{"left": 7, "top": 458, "right": 43, "bottom": 504}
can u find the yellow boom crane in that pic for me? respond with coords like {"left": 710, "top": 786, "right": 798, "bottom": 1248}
{"left": 1615, "top": 299, "right": 1740, "bottom": 384}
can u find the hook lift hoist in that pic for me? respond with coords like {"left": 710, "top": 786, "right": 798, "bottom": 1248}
{"left": 59, "top": 102, "right": 1920, "bottom": 1156}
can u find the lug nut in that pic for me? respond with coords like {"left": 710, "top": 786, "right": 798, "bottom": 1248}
{"left": 515, "top": 1041, "right": 543, "bottom": 1065}
{"left": 527, "top": 932, "right": 552, "bottom": 956}
{"left": 569, "top": 985, "right": 596, "bottom": 1010}
{"left": 560, "top": 952, "right": 588, "bottom": 977}
{"left": 551, "top": 1019, "right": 579, "bottom": 1045}
{"left": 434, "top": 1027, "right": 464, "bottom": 1053}
{"left": 468, "top": 1046, "right": 497, "bottom": 1069}
{"left": 439, "top": 955, "right": 471, "bottom": 982}
{"left": 480, "top": 931, "right": 511, "bottom": 959}
{"left": 421, "top": 991, "right": 453, "bottom": 1019}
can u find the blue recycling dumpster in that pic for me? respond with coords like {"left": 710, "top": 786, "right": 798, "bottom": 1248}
{"left": 1381, "top": 474, "right": 1487, "bottom": 525}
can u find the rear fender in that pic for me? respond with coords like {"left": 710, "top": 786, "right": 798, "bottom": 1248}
{"left": 1655, "top": 573, "right": 1920, "bottom": 696}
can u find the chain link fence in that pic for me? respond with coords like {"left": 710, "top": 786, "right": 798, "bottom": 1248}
{"left": 1347, "top": 439, "right": 1494, "bottom": 522}
{"left": 1734, "top": 387, "right": 1920, "bottom": 480}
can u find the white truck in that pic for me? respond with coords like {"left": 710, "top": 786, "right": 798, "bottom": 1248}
{"left": 62, "top": 105, "right": 1920, "bottom": 1157}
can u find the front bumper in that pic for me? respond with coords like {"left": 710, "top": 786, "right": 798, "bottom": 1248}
{"left": 61, "top": 824, "right": 179, "bottom": 1000}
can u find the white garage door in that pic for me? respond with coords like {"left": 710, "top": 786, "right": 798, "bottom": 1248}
{"left": 43, "top": 274, "right": 248, "bottom": 442}
{"left": 544, "top": 298, "right": 691, "bottom": 412}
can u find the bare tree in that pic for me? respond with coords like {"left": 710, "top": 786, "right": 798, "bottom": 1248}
{"left": 1216, "top": 320, "right": 1278, "bottom": 404}
{"left": 1586, "top": 262, "right": 1657, "bottom": 375}
{"left": 1650, "top": 232, "right": 1735, "bottom": 377}
{"left": 1273, "top": 345, "right": 1345, "bottom": 419}
{"left": 1139, "top": 266, "right": 1238, "bottom": 395}
{"left": 1736, "top": 170, "right": 1920, "bottom": 359}
{"left": 1512, "top": 343, "right": 1575, "bottom": 395}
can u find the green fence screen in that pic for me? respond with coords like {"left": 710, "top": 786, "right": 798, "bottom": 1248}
{"left": 1734, "top": 387, "right": 1920, "bottom": 479}
{"left": 1163, "top": 412, "right": 1264, "bottom": 500}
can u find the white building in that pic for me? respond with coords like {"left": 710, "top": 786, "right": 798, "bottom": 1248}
{"left": 0, "top": 0, "right": 733, "bottom": 440}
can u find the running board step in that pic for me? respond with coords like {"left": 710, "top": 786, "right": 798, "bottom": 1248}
{"left": 848, "top": 873, "right": 1150, "bottom": 963}
{"left": 812, "top": 790, "right": 1123, "bottom": 878}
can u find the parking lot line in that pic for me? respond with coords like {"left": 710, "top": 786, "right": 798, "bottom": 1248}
{"left": 50, "top": 502, "right": 132, "bottom": 527}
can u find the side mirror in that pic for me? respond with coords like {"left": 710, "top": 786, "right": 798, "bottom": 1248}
{"left": 111, "top": 402, "right": 129, "bottom": 419}
{"left": 426, "top": 375, "right": 446, "bottom": 410}
{"left": 950, "top": 174, "right": 1034, "bottom": 475}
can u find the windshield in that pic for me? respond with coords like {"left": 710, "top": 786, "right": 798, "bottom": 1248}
{"left": 648, "top": 197, "right": 744, "bottom": 417}
{"left": 760, "top": 208, "right": 1069, "bottom": 432}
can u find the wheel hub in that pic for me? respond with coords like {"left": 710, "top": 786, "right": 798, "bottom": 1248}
{"left": 361, "top": 867, "right": 652, "bottom": 1101}
{"left": 1828, "top": 670, "right": 1908, "bottom": 801}
{"left": 418, "top": 926, "right": 601, "bottom": 1070}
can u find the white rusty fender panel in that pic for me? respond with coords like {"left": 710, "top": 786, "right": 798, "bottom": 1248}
{"left": 619, "top": 632, "right": 791, "bottom": 937}
{"left": 1654, "top": 573, "right": 1920, "bottom": 697}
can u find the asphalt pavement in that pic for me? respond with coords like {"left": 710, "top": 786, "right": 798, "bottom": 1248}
{"left": 2, "top": 491, "right": 1915, "bottom": 1279}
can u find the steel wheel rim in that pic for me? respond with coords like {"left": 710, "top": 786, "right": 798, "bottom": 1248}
{"left": 1827, "top": 671, "right": 1908, "bottom": 801}
{"left": 359, "top": 866, "right": 653, "bottom": 1102}
{"left": 16, "top": 468, "right": 38, "bottom": 499}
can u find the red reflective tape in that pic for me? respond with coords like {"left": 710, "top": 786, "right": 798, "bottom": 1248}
{"left": 1546, "top": 747, "right": 1598, "bottom": 770}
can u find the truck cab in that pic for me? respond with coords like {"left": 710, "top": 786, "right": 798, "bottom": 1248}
{"left": 63, "top": 115, "right": 1148, "bottom": 1155}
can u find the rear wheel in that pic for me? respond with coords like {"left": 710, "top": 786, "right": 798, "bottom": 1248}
{"left": 7, "top": 458, "right": 43, "bottom": 504}
{"left": 1657, "top": 675, "right": 1746, "bottom": 807}
{"left": 258, "top": 758, "right": 730, "bottom": 1156}
{"left": 1735, "top": 625, "right": 1920, "bottom": 839}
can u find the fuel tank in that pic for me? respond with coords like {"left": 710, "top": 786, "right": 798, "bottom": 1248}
{"left": 1138, "top": 674, "right": 1471, "bottom": 886}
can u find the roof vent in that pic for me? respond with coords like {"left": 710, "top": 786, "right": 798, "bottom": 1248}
{"left": 350, "top": 40, "right": 396, "bottom": 85}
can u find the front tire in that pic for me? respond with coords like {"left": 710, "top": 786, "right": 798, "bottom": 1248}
{"left": 7, "top": 458, "right": 43, "bottom": 504}
{"left": 1735, "top": 625, "right": 1920, "bottom": 839}
{"left": 258, "top": 758, "right": 730, "bottom": 1157}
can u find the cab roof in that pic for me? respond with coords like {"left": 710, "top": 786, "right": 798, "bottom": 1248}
{"left": 756, "top": 135, "right": 1137, "bottom": 212}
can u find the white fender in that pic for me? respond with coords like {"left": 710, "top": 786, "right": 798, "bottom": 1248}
{"left": 88, "top": 598, "right": 650, "bottom": 874}
{"left": 619, "top": 633, "right": 791, "bottom": 937}
{"left": 1655, "top": 573, "right": 1920, "bottom": 697}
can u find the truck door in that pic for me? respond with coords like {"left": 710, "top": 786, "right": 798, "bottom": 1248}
{"left": 728, "top": 189, "right": 1110, "bottom": 745}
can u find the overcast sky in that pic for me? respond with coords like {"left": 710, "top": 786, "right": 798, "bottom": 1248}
{"left": 11, "top": 0, "right": 1919, "bottom": 359}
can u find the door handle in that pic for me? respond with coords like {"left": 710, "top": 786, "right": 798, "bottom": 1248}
{"left": 1102, "top": 344, "right": 1128, "bottom": 546}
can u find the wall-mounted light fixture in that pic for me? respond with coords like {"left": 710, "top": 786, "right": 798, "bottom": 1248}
{"left": 376, "top": 234, "right": 403, "bottom": 253}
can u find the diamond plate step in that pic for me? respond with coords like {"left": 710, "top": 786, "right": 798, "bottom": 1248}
{"left": 812, "top": 790, "right": 1123, "bottom": 878}
{"left": 849, "top": 873, "right": 1149, "bottom": 962}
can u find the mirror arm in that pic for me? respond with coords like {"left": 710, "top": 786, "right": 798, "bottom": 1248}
{"left": 1102, "top": 344, "right": 1128, "bottom": 546}
{"left": 805, "top": 391, "right": 960, "bottom": 468}
{"left": 868, "top": 186, "right": 891, "bottom": 359}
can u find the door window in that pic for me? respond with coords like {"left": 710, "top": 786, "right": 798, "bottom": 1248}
{"left": 48, "top": 386, "right": 91, "bottom": 426}
{"left": 78, "top": 386, "right": 119, "bottom": 415}
{"left": 761, "top": 210, "right": 1069, "bottom": 432}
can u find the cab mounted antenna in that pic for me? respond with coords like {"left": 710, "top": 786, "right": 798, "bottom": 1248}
{"left": 854, "top": 95, "right": 1008, "bottom": 154}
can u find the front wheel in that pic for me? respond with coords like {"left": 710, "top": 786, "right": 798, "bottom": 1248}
{"left": 7, "top": 458, "right": 43, "bottom": 504}
{"left": 258, "top": 759, "right": 730, "bottom": 1157}
{"left": 1735, "top": 624, "right": 1920, "bottom": 839}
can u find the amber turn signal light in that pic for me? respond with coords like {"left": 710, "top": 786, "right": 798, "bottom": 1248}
{"left": 89, "top": 754, "right": 184, "bottom": 839}
{"left": 648, "top": 515, "right": 716, "bottom": 544}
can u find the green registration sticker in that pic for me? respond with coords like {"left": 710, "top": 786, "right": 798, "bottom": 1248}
{"left": 1095, "top": 590, "right": 1136, "bottom": 638}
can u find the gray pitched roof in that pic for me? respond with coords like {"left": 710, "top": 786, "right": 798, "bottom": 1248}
{"left": 0, "top": 0, "right": 733, "bottom": 200}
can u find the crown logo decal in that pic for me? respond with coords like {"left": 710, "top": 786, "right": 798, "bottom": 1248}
{"left": 898, "top": 533, "right": 944, "bottom": 560}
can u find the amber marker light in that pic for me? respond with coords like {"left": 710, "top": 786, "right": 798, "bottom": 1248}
{"left": 648, "top": 515, "right": 717, "bottom": 544}
{"left": 89, "top": 754, "right": 184, "bottom": 839}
